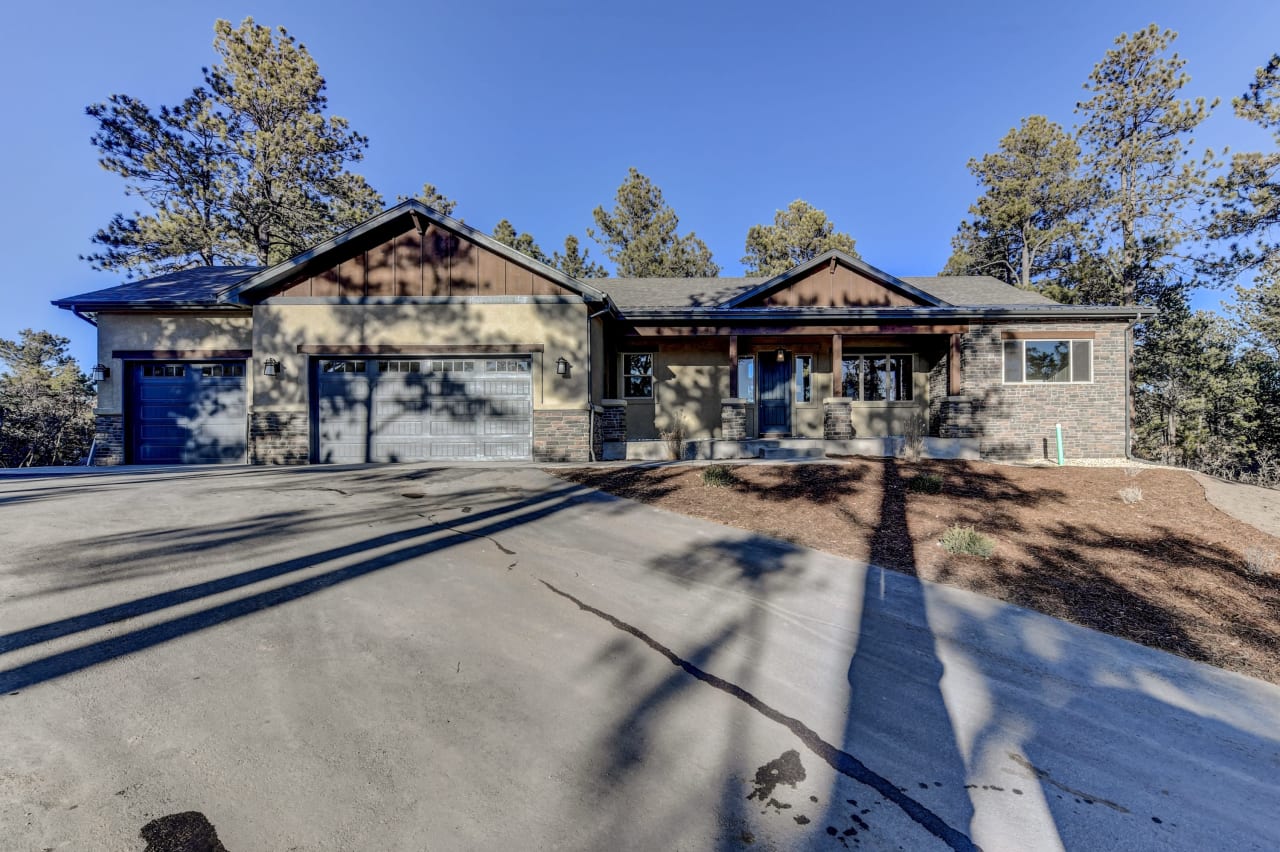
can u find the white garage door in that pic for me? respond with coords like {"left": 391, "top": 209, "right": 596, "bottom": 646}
{"left": 314, "top": 356, "right": 533, "bottom": 463}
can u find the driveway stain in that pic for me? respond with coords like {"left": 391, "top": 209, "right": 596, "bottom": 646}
{"left": 541, "top": 579, "right": 980, "bottom": 852}
{"left": 747, "top": 750, "right": 807, "bottom": 808}
{"left": 1007, "top": 753, "right": 1131, "bottom": 814}
{"left": 140, "top": 812, "right": 227, "bottom": 852}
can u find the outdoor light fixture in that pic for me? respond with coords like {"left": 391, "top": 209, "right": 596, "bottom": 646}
{"left": 90, "top": 363, "right": 110, "bottom": 382}
{"left": 263, "top": 358, "right": 280, "bottom": 377}
{"left": 556, "top": 356, "right": 571, "bottom": 376}
{"left": 776, "top": 348, "right": 785, "bottom": 363}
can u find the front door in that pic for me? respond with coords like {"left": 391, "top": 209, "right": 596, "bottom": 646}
{"left": 758, "top": 351, "right": 791, "bottom": 435}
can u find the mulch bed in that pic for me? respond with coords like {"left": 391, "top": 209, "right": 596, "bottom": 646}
{"left": 554, "top": 459, "right": 1280, "bottom": 684}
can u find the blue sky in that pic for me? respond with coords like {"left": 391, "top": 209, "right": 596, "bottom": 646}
{"left": 3, "top": 0, "right": 1277, "bottom": 367}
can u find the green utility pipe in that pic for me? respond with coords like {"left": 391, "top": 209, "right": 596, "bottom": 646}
{"left": 1056, "top": 423, "right": 1065, "bottom": 466}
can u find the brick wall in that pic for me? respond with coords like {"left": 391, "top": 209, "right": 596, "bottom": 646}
{"left": 249, "top": 411, "right": 309, "bottom": 464}
{"left": 937, "top": 322, "right": 1128, "bottom": 460}
{"left": 91, "top": 413, "right": 124, "bottom": 465}
{"left": 534, "top": 409, "right": 590, "bottom": 462}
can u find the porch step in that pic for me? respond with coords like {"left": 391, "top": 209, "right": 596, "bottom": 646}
{"left": 759, "top": 446, "right": 827, "bottom": 460}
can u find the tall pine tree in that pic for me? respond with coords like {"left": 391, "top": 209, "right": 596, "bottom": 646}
{"left": 741, "top": 200, "right": 857, "bottom": 276}
{"left": 590, "top": 168, "right": 718, "bottom": 277}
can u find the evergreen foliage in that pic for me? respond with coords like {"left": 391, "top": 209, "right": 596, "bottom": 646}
{"left": 491, "top": 219, "right": 549, "bottom": 263}
{"left": 85, "top": 17, "right": 382, "bottom": 276}
{"left": 552, "top": 235, "right": 608, "bottom": 279}
{"left": 590, "top": 168, "right": 719, "bottom": 277}
{"left": 0, "top": 331, "right": 95, "bottom": 468}
{"left": 741, "top": 200, "right": 858, "bottom": 275}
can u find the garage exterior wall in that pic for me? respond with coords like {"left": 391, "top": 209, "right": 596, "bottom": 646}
{"left": 91, "top": 311, "right": 254, "bottom": 465}
{"left": 249, "top": 299, "right": 591, "bottom": 463}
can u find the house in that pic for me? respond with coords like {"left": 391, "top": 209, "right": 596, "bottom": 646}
{"left": 54, "top": 200, "right": 1148, "bottom": 466}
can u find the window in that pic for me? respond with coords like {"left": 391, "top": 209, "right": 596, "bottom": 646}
{"left": 1003, "top": 339, "right": 1091, "bottom": 383}
{"left": 142, "top": 364, "right": 185, "bottom": 377}
{"left": 321, "top": 360, "right": 365, "bottom": 373}
{"left": 737, "top": 358, "right": 755, "bottom": 402}
{"left": 622, "top": 353, "right": 654, "bottom": 399}
{"left": 427, "top": 359, "right": 476, "bottom": 373}
{"left": 839, "top": 354, "right": 913, "bottom": 401}
{"left": 199, "top": 363, "right": 244, "bottom": 378}
{"left": 378, "top": 360, "right": 422, "bottom": 373}
{"left": 485, "top": 359, "right": 531, "bottom": 372}
{"left": 795, "top": 355, "right": 813, "bottom": 403}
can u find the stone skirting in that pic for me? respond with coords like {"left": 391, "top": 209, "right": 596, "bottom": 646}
{"left": 534, "top": 409, "right": 590, "bottom": 462}
{"left": 249, "top": 410, "right": 309, "bottom": 465}
{"left": 822, "top": 398, "right": 855, "bottom": 440}
{"left": 596, "top": 399, "right": 627, "bottom": 461}
{"left": 91, "top": 413, "right": 124, "bottom": 465}
{"left": 720, "top": 398, "right": 748, "bottom": 441}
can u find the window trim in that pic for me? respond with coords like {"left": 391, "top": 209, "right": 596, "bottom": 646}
{"left": 794, "top": 353, "right": 815, "bottom": 405}
{"left": 1001, "top": 338, "right": 1093, "bottom": 384}
{"left": 621, "top": 352, "right": 656, "bottom": 400}
{"left": 839, "top": 353, "right": 916, "bottom": 403}
{"left": 736, "top": 357, "right": 756, "bottom": 403}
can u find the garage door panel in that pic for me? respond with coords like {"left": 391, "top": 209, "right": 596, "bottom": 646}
{"left": 129, "top": 362, "right": 247, "bottom": 464}
{"left": 315, "top": 356, "right": 533, "bottom": 463}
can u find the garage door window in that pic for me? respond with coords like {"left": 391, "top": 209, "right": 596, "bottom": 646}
{"left": 200, "top": 364, "right": 244, "bottom": 377}
{"left": 142, "top": 364, "right": 185, "bottom": 377}
{"left": 486, "top": 359, "right": 531, "bottom": 372}
{"left": 322, "top": 360, "right": 365, "bottom": 373}
{"left": 379, "top": 360, "right": 422, "bottom": 373}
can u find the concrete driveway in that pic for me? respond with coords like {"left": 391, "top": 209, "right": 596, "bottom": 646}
{"left": 1, "top": 465, "right": 1277, "bottom": 851}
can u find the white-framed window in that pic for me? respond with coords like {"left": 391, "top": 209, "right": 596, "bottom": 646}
{"left": 736, "top": 357, "right": 755, "bottom": 402}
{"left": 1002, "top": 339, "right": 1092, "bottom": 383}
{"left": 795, "top": 354, "right": 813, "bottom": 403}
{"left": 622, "top": 353, "right": 655, "bottom": 399}
{"left": 840, "top": 354, "right": 913, "bottom": 401}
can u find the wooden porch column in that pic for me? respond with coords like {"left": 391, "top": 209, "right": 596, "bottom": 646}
{"left": 832, "top": 334, "right": 843, "bottom": 397}
{"left": 728, "top": 334, "right": 739, "bottom": 397}
{"left": 948, "top": 333, "right": 963, "bottom": 395}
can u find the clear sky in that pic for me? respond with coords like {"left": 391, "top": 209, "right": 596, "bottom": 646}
{"left": 3, "top": 0, "right": 1277, "bottom": 367}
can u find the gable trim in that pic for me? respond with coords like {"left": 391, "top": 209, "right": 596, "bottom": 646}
{"left": 221, "top": 200, "right": 608, "bottom": 304}
{"left": 720, "top": 250, "right": 948, "bottom": 309}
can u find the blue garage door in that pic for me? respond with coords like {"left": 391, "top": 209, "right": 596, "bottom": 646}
{"left": 129, "top": 362, "right": 247, "bottom": 464}
{"left": 314, "top": 357, "right": 533, "bottom": 463}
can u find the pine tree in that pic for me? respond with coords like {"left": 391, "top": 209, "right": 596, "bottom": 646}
{"left": 1075, "top": 24, "right": 1217, "bottom": 306}
{"left": 0, "top": 331, "right": 95, "bottom": 467}
{"left": 85, "top": 17, "right": 382, "bottom": 276}
{"left": 552, "top": 235, "right": 607, "bottom": 279}
{"left": 589, "top": 168, "right": 719, "bottom": 277}
{"left": 1211, "top": 54, "right": 1280, "bottom": 273}
{"left": 411, "top": 183, "right": 458, "bottom": 217}
{"left": 741, "top": 200, "right": 858, "bottom": 276}
{"left": 942, "top": 116, "right": 1095, "bottom": 298}
{"left": 492, "top": 219, "right": 548, "bottom": 263}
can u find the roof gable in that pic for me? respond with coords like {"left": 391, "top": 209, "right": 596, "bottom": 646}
{"left": 724, "top": 251, "right": 946, "bottom": 309}
{"left": 226, "top": 201, "right": 606, "bottom": 303}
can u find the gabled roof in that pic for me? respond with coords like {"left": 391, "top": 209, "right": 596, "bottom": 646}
{"left": 594, "top": 277, "right": 767, "bottom": 309}
{"left": 224, "top": 200, "right": 608, "bottom": 303}
{"left": 721, "top": 250, "right": 948, "bottom": 308}
{"left": 902, "top": 276, "right": 1058, "bottom": 307}
{"left": 52, "top": 266, "right": 261, "bottom": 312}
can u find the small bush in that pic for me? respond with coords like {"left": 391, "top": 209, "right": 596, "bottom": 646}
{"left": 907, "top": 473, "right": 944, "bottom": 494}
{"left": 901, "top": 414, "right": 928, "bottom": 461}
{"left": 1244, "top": 547, "right": 1278, "bottom": 578}
{"left": 701, "top": 464, "right": 735, "bottom": 488}
{"left": 1119, "top": 486, "right": 1143, "bottom": 505}
{"left": 659, "top": 413, "right": 688, "bottom": 461}
{"left": 940, "top": 525, "right": 995, "bottom": 559}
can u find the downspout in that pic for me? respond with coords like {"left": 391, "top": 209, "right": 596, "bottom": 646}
{"left": 587, "top": 303, "right": 613, "bottom": 462}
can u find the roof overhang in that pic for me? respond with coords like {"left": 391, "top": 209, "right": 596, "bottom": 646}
{"left": 619, "top": 305, "right": 1152, "bottom": 323}
{"left": 220, "top": 200, "right": 609, "bottom": 304}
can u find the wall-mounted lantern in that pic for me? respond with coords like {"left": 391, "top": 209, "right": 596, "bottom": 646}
{"left": 775, "top": 348, "right": 785, "bottom": 363}
{"left": 556, "top": 356, "right": 571, "bottom": 377}
{"left": 263, "top": 358, "right": 281, "bottom": 377}
{"left": 90, "top": 363, "right": 110, "bottom": 383}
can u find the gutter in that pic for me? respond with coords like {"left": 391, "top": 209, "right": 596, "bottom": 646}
{"left": 586, "top": 303, "right": 613, "bottom": 462}
{"left": 620, "top": 305, "right": 1148, "bottom": 323}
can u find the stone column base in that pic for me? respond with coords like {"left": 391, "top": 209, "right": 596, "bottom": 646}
{"left": 534, "top": 409, "right": 591, "bottom": 462}
{"left": 721, "top": 398, "right": 749, "bottom": 441}
{"left": 823, "top": 398, "right": 855, "bottom": 440}
{"left": 91, "top": 413, "right": 124, "bottom": 465}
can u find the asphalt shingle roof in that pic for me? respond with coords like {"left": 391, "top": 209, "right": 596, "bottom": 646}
{"left": 593, "top": 277, "right": 768, "bottom": 308}
{"left": 901, "top": 276, "right": 1059, "bottom": 307}
{"left": 54, "top": 266, "right": 262, "bottom": 307}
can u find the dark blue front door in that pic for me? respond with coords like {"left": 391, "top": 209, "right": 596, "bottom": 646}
{"left": 758, "top": 352, "right": 791, "bottom": 435}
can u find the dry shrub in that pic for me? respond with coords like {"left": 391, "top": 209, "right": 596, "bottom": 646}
{"left": 901, "top": 414, "right": 927, "bottom": 461}
{"left": 1244, "top": 547, "right": 1279, "bottom": 578}
{"left": 1119, "top": 486, "right": 1143, "bottom": 504}
{"left": 701, "top": 464, "right": 735, "bottom": 488}
{"left": 660, "top": 413, "right": 688, "bottom": 461}
{"left": 940, "top": 525, "right": 995, "bottom": 559}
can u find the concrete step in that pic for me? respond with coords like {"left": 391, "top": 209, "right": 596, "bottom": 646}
{"left": 759, "top": 446, "right": 827, "bottom": 460}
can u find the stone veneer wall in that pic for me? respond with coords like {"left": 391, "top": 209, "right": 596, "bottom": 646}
{"left": 533, "top": 409, "right": 590, "bottom": 462}
{"left": 822, "top": 398, "right": 854, "bottom": 439}
{"left": 938, "top": 322, "right": 1128, "bottom": 459}
{"left": 91, "top": 413, "right": 124, "bottom": 465}
{"left": 249, "top": 411, "right": 309, "bottom": 465}
{"left": 926, "top": 353, "right": 950, "bottom": 437}
{"left": 720, "top": 399, "right": 748, "bottom": 441}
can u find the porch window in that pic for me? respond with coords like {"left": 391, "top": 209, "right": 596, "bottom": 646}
{"left": 622, "top": 353, "right": 654, "bottom": 399}
{"left": 840, "top": 354, "right": 913, "bottom": 401}
{"left": 736, "top": 358, "right": 755, "bottom": 402}
{"left": 1002, "top": 339, "right": 1091, "bottom": 383}
{"left": 795, "top": 355, "right": 813, "bottom": 403}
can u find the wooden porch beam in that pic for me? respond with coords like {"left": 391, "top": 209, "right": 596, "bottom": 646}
{"left": 728, "top": 334, "right": 739, "bottom": 397}
{"left": 832, "top": 333, "right": 843, "bottom": 397}
{"left": 948, "top": 333, "right": 962, "bottom": 395}
{"left": 624, "top": 324, "right": 970, "bottom": 337}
